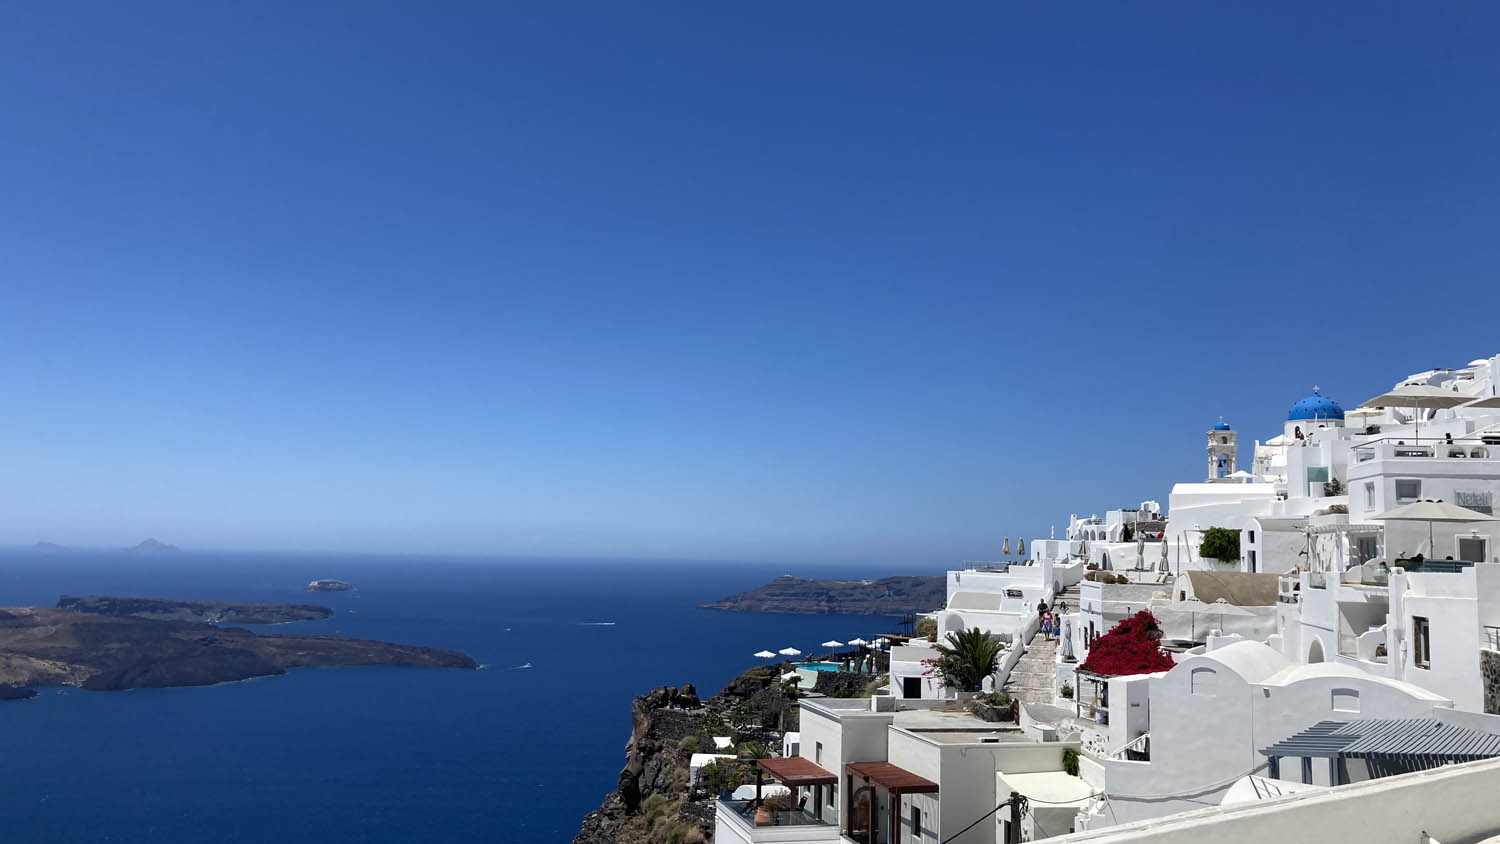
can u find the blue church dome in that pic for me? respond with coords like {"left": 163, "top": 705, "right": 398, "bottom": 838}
{"left": 1213, "top": 419, "right": 1232, "bottom": 431}
{"left": 1288, "top": 389, "right": 1344, "bottom": 421}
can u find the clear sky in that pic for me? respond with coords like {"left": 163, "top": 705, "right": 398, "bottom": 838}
{"left": 3, "top": 3, "right": 1499, "bottom": 564}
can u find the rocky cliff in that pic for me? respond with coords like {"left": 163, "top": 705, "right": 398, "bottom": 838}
{"left": 572, "top": 665, "right": 801, "bottom": 844}
{"left": 698, "top": 574, "right": 944, "bottom": 616}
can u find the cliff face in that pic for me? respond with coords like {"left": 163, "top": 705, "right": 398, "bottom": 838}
{"left": 698, "top": 575, "right": 944, "bottom": 616}
{"left": 573, "top": 666, "right": 800, "bottom": 844}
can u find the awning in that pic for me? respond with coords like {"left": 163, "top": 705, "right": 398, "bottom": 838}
{"left": 846, "top": 761, "right": 939, "bottom": 794}
{"left": 1260, "top": 719, "right": 1500, "bottom": 763}
{"left": 757, "top": 757, "right": 837, "bottom": 787}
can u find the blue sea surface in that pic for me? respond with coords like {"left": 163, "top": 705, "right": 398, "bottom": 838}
{"left": 0, "top": 552, "right": 930, "bottom": 842}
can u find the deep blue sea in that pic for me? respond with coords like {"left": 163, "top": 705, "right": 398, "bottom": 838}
{"left": 0, "top": 552, "right": 931, "bottom": 842}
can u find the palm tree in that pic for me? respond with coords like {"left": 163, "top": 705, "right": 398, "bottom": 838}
{"left": 930, "top": 628, "right": 1003, "bottom": 692}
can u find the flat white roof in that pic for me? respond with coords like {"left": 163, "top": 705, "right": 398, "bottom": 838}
{"left": 1001, "top": 771, "right": 1095, "bottom": 806}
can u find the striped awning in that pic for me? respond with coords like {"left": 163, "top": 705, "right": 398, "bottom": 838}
{"left": 1261, "top": 719, "right": 1500, "bottom": 764}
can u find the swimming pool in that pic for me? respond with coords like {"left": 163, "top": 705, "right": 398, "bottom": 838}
{"left": 799, "top": 662, "right": 844, "bottom": 672}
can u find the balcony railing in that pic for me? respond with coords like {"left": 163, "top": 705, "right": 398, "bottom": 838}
{"left": 1354, "top": 437, "right": 1495, "bottom": 464}
{"left": 717, "top": 799, "right": 837, "bottom": 831}
{"left": 1485, "top": 626, "right": 1500, "bottom": 651}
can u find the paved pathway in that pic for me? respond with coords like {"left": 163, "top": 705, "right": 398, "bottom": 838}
{"left": 1002, "top": 582, "right": 1081, "bottom": 707}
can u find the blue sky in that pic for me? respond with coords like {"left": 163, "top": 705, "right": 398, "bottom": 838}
{"left": 3, "top": 3, "right": 1498, "bottom": 564}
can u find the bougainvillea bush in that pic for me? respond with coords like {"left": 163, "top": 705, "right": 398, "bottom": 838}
{"left": 1078, "top": 610, "right": 1175, "bottom": 676}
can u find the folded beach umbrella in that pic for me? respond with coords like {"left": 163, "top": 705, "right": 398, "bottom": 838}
{"left": 753, "top": 650, "right": 776, "bottom": 659}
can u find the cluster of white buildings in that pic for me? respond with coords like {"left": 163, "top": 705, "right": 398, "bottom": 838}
{"left": 716, "top": 354, "right": 1500, "bottom": 844}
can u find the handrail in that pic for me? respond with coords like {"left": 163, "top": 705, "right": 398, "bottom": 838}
{"left": 1109, "top": 732, "right": 1150, "bottom": 760}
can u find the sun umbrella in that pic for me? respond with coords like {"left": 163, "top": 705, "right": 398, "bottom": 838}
{"left": 821, "top": 640, "right": 843, "bottom": 648}
{"left": 1364, "top": 384, "right": 1469, "bottom": 440}
{"left": 1001, "top": 536, "right": 1011, "bottom": 556}
{"left": 1159, "top": 538, "right": 1170, "bottom": 573}
{"left": 777, "top": 647, "right": 802, "bottom": 656}
{"left": 753, "top": 650, "right": 776, "bottom": 659}
{"left": 1017, "top": 538, "right": 1026, "bottom": 557}
{"left": 847, "top": 637, "right": 868, "bottom": 646}
{"left": 1463, "top": 396, "right": 1500, "bottom": 409}
{"left": 1373, "top": 499, "right": 1497, "bottom": 559}
{"left": 1346, "top": 406, "right": 1384, "bottom": 419}
{"left": 1208, "top": 598, "right": 1255, "bottom": 631}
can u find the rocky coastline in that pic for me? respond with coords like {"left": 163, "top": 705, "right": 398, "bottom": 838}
{"left": 58, "top": 595, "right": 334, "bottom": 625}
{"left": 698, "top": 574, "right": 944, "bottom": 616}
{"left": 0, "top": 599, "right": 477, "bottom": 694}
{"left": 572, "top": 665, "right": 802, "bottom": 844}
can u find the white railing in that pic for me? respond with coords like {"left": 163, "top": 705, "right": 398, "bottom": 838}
{"left": 1109, "top": 732, "right": 1150, "bottom": 760}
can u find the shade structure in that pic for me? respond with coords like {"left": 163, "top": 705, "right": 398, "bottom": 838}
{"left": 1463, "top": 396, "right": 1500, "bottom": 409}
{"left": 1373, "top": 499, "right": 1496, "bottom": 559}
{"left": 1001, "top": 536, "right": 1011, "bottom": 556}
{"left": 757, "top": 756, "right": 837, "bottom": 787}
{"left": 781, "top": 671, "right": 800, "bottom": 682}
{"left": 846, "top": 761, "right": 939, "bottom": 794}
{"left": 1164, "top": 598, "right": 1252, "bottom": 640}
{"left": 821, "top": 640, "right": 843, "bottom": 648}
{"left": 1346, "top": 406, "right": 1385, "bottom": 419}
{"left": 847, "top": 637, "right": 868, "bottom": 646}
{"left": 1159, "top": 539, "right": 1170, "bottom": 572}
{"left": 777, "top": 647, "right": 802, "bottom": 656}
{"left": 1364, "top": 384, "right": 1470, "bottom": 438}
{"left": 1017, "top": 538, "right": 1026, "bottom": 556}
{"left": 754, "top": 650, "right": 776, "bottom": 658}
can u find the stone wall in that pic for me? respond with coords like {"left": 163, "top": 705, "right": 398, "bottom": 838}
{"left": 1482, "top": 649, "right": 1500, "bottom": 715}
{"left": 812, "top": 670, "right": 872, "bottom": 698}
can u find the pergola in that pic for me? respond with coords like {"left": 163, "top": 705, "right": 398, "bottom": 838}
{"left": 845, "top": 761, "right": 939, "bottom": 844}
{"left": 755, "top": 757, "right": 838, "bottom": 820}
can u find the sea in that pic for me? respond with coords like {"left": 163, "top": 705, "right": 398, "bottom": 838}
{"left": 0, "top": 551, "right": 934, "bottom": 842}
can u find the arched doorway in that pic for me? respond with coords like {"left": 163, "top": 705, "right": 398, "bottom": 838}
{"left": 1308, "top": 638, "right": 1325, "bottom": 664}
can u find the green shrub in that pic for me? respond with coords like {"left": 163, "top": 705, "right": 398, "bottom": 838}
{"left": 1060, "top": 683, "right": 1074, "bottom": 699}
{"left": 678, "top": 735, "right": 700, "bottom": 754}
{"left": 1199, "top": 526, "right": 1240, "bottom": 563}
{"left": 1062, "top": 748, "right": 1080, "bottom": 776}
{"left": 915, "top": 617, "right": 937, "bottom": 641}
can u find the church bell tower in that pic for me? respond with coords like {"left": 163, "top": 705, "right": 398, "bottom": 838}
{"left": 1207, "top": 417, "right": 1237, "bottom": 482}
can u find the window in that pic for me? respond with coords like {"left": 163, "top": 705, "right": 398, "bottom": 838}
{"left": 1248, "top": 550, "right": 1258, "bottom": 572}
{"left": 828, "top": 780, "right": 837, "bottom": 809}
{"left": 1301, "top": 756, "right": 1313, "bottom": 784}
{"left": 1190, "top": 667, "right": 1218, "bottom": 696}
{"left": 1395, "top": 480, "right": 1422, "bottom": 503}
{"left": 1456, "top": 490, "right": 1493, "bottom": 515}
{"left": 1357, "top": 536, "right": 1379, "bottom": 563}
{"left": 1459, "top": 537, "right": 1488, "bottom": 563}
{"left": 1331, "top": 689, "right": 1360, "bottom": 712}
{"left": 814, "top": 742, "right": 823, "bottom": 766}
{"left": 1248, "top": 530, "right": 1256, "bottom": 544}
{"left": 1364, "top": 483, "right": 1376, "bottom": 510}
{"left": 911, "top": 806, "right": 922, "bottom": 839}
{"left": 1414, "top": 617, "right": 1431, "bottom": 669}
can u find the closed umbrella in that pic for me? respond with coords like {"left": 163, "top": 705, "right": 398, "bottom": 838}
{"left": 1373, "top": 499, "right": 1497, "bottom": 559}
{"left": 1364, "top": 384, "right": 1469, "bottom": 440}
{"left": 1159, "top": 539, "right": 1170, "bottom": 573}
{"left": 777, "top": 647, "right": 802, "bottom": 657}
{"left": 754, "top": 650, "right": 776, "bottom": 659}
{"left": 1017, "top": 538, "right": 1026, "bottom": 557}
{"left": 1002, "top": 536, "right": 1011, "bottom": 556}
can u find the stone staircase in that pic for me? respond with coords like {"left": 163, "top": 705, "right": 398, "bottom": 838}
{"left": 1002, "top": 582, "right": 1082, "bottom": 707}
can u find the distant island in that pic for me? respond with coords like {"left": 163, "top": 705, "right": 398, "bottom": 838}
{"left": 0, "top": 596, "right": 477, "bottom": 696}
{"left": 58, "top": 595, "right": 333, "bottom": 625}
{"left": 698, "top": 574, "right": 945, "bottom": 615}
{"left": 305, "top": 578, "right": 355, "bottom": 592}
{"left": 125, "top": 538, "right": 180, "bottom": 553}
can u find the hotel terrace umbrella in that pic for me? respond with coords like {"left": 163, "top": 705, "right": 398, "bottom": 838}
{"left": 1463, "top": 396, "right": 1500, "bottom": 409}
{"left": 753, "top": 650, "right": 777, "bottom": 659}
{"left": 1364, "top": 384, "right": 1470, "bottom": 440}
{"left": 847, "top": 637, "right": 868, "bottom": 646}
{"left": 1017, "top": 538, "right": 1026, "bottom": 557}
{"left": 777, "top": 647, "right": 802, "bottom": 657}
{"left": 1159, "top": 539, "right": 1170, "bottom": 572}
{"left": 1002, "top": 537, "right": 1011, "bottom": 556}
{"left": 1373, "top": 499, "right": 1497, "bottom": 559}
{"left": 821, "top": 640, "right": 844, "bottom": 648}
